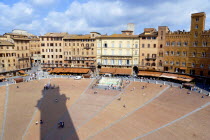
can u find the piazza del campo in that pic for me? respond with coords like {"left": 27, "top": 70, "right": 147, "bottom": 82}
{"left": 0, "top": 0, "right": 210, "bottom": 140}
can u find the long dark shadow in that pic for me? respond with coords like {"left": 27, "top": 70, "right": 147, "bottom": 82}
{"left": 37, "top": 84, "right": 79, "bottom": 140}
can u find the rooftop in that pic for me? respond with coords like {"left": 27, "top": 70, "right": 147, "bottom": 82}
{"left": 0, "top": 40, "right": 14, "bottom": 46}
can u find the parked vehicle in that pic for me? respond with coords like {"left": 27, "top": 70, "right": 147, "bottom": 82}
{"left": 74, "top": 76, "right": 82, "bottom": 80}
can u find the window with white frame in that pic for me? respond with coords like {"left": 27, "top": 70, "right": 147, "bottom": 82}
{"left": 111, "top": 59, "right": 115, "bottom": 65}
{"left": 171, "top": 42, "right": 175, "bottom": 46}
{"left": 104, "top": 59, "right": 107, "bottom": 65}
{"left": 104, "top": 49, "right": 107, "bottom": 55}
{"left": 97, "top": 43, "right": 101, "bottom": 47}
{"left": 127, "top": 51, "right": 130, "bottom": 56}
{"left": 112, "top": 50, "right": 114, "bottom": 55}
{"left": 119, "top": 50, "right": 122, "bottom": 55}
{"left": 112, "top": 42, "right": 114, "bottom": 48}
{"left": 202, "top": 41, "right": 207, "bottom": 47}
{"left": 135, "top": 50, "right": 138, "bottom": 55}
{"left": 182, "top": 62, "right": 186, "bottom": 66}
{"left": 134, "top": 58, "right": 138, "bottom": 65}
{"left": 97, "top": 49, "right": 101, "bottom": 54}
{"left": 193, "top": 42, "right": 198, "bottom": 47}
{"left": 119, "top": 42, "right": 122, "bottom": 48}
{"left": 118, "top": 60, "right": 122, "bottom": 65}
{"left": 166, "top": 42, "right": 170, "bottom": 46}
{"left": 135, "top": 44, "right": 138, "bottom": 48}
{"left": 127, "top": 42, "right": 130, "bottom": 48}
{"left": 177, "top": 42, "right": 181, "bottom": 46}
{"left": 202, "top": 52, "right": 206, "bottom": 57}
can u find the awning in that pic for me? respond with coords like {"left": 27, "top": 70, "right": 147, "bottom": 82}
{"left": 176, "top": 75, "right": 194, "bottom": 82}
{"left": 138, "top": 71, "right": 162, "bottom": 77}
{"left": 50, "top": 68, "right": 90, "bottom": 74}
{"left": 18, "top": 70, "right": 25, "bottom": 74}
{"left": 114, "top": 68, "right": 132, "bottom": 75}
{"left": 100, "top": 68, "right": 116, "bottom": 74}
{"left": 100, "top": 68, "right": 132, "bottom": 75}
{"left": 160, "top": 73, "right": 178, "bottom": 79}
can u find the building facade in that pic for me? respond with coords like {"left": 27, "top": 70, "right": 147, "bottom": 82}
{"left": 40, "top": 33, "right": 68, "bottom": 68}
{"left": 29, "top": 36, "right": 41, "bottom": 64}
{"left": 96, "top": 30, "right": 139, "bottom": 74}
{"left": 63, "top": 32, "right": 100, "bottom": 71}
{"left": 139, "top": 28, "right": 158, "bottom": 71}
{"left": 164, "top": 12, "right": 210, "bottom": 78}
{"left": 3, "top": 32, "right": 31, "bottom": 71}
{"left": 0, "top": 30, "right": 32, "bottom": 76}
{"left": 0, "top": 40, "right": 16, "bottom": 76}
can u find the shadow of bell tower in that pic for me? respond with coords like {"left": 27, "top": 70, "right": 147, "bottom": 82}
{"left": 36, "top": 84, "right": 79, "bottom": 140}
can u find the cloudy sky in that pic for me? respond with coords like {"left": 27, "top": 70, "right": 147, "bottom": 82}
{"left": 0, "top": 0, "right": 210, "bottom": 35}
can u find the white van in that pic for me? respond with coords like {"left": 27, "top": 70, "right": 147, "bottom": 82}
{"left": 74, "top": 76, "right": 82, "bottom": 80}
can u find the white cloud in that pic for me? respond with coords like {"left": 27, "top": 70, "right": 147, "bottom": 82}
{"left": 0, "top": 0, "right": 210, "bottom": 35}
{"left": 29, "top": 0, "right": 56, "bottom": 5}
{"left": 0, "top": 2, "right": 34, "bottom": 32}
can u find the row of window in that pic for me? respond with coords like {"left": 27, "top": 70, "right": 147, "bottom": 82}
{"left": 0, "top": 46, "right": 29, "bottom": 50}
{"left": 64, "top": 39, "right": 95, "bottom": 42}
{"left": 41, "top": 43, "right": 62, "bottom": 47}
{"left": 99, "top": 43, "right": 139, "bottom": 48}
{"left": 165, "top": 61, "right": 210, "bottom": 69}
{"left": 42, "top": 55, "right": 63, "bottom": 59}
{"left": 165, "top": 61, "right": 186, "bottom": 66}
{"left": 1, "top": 63, "right": 29, "bottom": 68}
{"left": 0, "top": 53, "right": 29, "bottom": 58}
{"left": 141, "top": 54, "right": 157, "bottom": 58}
{"left": 165, "top": 51, "right": 187, "bottom": 56}
{"left": 101, "top": 59, "right": 138, "bottom": 65}
{"left": 42, "top": 49, "right": 62, "bottom": 53}
{"left": 166, "top": 42, "right": 188, "bottom": 46}
{"left": 41, "top": 37, "right": 62, "bottom": 41}
{"left": 141, "top": 44, "right": 157, "bottom": 48}
{"left": 165, "top": 51, "right": 207, "bottom": 57}
{"left": 141, "top": 37, "right": 157, "bottom": 40}
{"left": 1, "top": 59, "right": 16, "bottom": 63}
{"left": 30, "top": 44, "right": 40, "bottom": 47}
{"left": 166, "top": 41, "right": 208, "bottom": 47}
{"left": 98, "top": 50, "right": 138, "bottom": 55}
{"left": 64, "top": 43, "right": 94, "bottom": 47}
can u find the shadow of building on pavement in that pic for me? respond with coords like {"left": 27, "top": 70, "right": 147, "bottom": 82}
{"left": 36, "top": 84, "right": 79, "bottom": 140}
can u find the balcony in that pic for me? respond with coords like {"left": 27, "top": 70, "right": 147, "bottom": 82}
{"left": 83, "top": 47, "right": 91, "bottom": 50}
{"left": 64, "top": 58, "right": 95, "bottom": 61}
{"left": 18, "top": 57, "right": 30, "bottom": 61}
{"left": 101, "top": 63, "right": 132, "bottom": 67}
{"left": 145, "top": 57, "right": 156, "bottom": 61}
{"left": 101, "top": 55, "right": 132, "bottom": 57}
